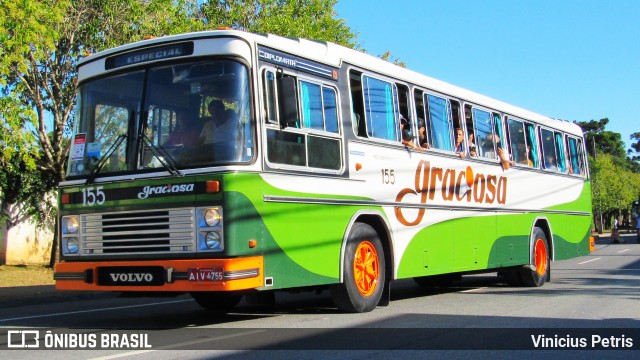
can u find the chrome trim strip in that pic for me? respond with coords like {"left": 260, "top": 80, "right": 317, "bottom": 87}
{"left": 223, "top": 268, "right": 260, "bottom": 281}
{"left": 263, "top": 195, "right": 591, "bottom": 216}
{"left": 54, "top": 272, "right": 85, "bottom": 280}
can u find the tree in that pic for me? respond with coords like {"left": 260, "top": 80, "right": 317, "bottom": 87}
{"left": 0, "top": 0, "right": 202, "bottom": 184}
{"left": 200, "top": 0, "right": 357, "bottom": 48}
{"left": 628, "top": 132, "right": 640, "bottom": 173}
{"left": 576, "top": 119, "right": 627, "bottom": 163}
{"left": 575, "top": 119, "right": 640, "bottom": 230}
{"left": 0, "top": 96, "right": 56, "bottom": 229}
{"left": 379, "top": 50, "right": 407, "bottom": 68}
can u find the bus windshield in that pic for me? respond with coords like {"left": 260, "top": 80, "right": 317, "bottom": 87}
{"left": 66, "top": 59, "right": 253, "bottom": 179}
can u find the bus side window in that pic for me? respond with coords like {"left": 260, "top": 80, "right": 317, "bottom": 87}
{"left": 577, "top": 138, "right": 586, "bottom": 175}
{"left": 507, "top": 117, "right": 530, "bottom": 166}
{"left": 414, "top": 89, "right": 432, "bottom": 148}
{"left": 554, "top": 131, "right": 568, "bottom": 173}
{"left": 540, "top": 128, "right": 558, "bottom": 171}
{"left": 425, "top": 93, "right": 453, "bottom": 151}
{"left": 396, "top": 83, "right": 414, "bottom": 146}
{"left": 323, "top": 87, "right": 339, "bottom": 133}
{"left": 298, "top": 80, "right": 340, "bottom": 134}
{"left": 494, "top": 113, "right": 507, "bottom": 154}
{"left": 263, "top": 69, "right": 278, "bottom": 124}
{"left": 362, "top": 75, "right": 398, "bottom": 141}
{"left": 472, "top": 108, "right": 496, "bottom": 159}
{"left": 465, "top": 105, "right": 477, "bottom": 157}
{"left": 349, "top": 69, "right": 366, "bottom": 137}
{"left": 525, "top": 123, "right": 540, "bottom": 168}
{"left": 567, "top": 136, "right": 585, "bottom": 176}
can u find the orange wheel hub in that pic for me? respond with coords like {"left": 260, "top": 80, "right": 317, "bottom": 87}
{"left": 534, "top": 238, "right": 548, "bottom": 276}
{"left": 353, "top": 241, "right": 379, "bottom": 296}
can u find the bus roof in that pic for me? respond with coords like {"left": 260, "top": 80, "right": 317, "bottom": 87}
{"left": 78, "top": 29, "right": 583, "bottom": 136}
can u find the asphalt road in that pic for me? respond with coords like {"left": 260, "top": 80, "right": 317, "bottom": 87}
{"left": 1, "top": 233, "right": 638, "bottom": 359}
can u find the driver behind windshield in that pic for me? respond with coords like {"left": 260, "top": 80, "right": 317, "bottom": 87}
{"left": 199, "top": 99, "right": 236, "bottom": 145}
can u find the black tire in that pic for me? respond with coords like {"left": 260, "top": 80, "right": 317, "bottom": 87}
{"left": 191, "top": 292, "right": 242, "bottom": 313}
{"left": 330, "top": 223, "right": 386, "bottom": 313}
{"left": 499, "top": 269, "right": 524, "bottom": 286}
{"left": 520, "top": 227, "right": 550, "bottom": 287}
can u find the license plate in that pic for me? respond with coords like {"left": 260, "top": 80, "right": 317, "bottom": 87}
{"left": 188, "top": 267, "right": 224, "bottom": 282}
{"left": 97, "top": 266, "right": 165, "bottom": 286}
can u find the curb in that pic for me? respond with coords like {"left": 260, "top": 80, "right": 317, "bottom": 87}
{"left": 0, "top": 285, "right": 115, "bottom": 307}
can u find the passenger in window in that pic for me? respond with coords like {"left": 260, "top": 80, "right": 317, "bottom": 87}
{"left": 468, "top": 133, "right": 477, "bottom": 157}
{"left": 199, "top": 99, "right": 235, "bottom": 145}
{"left": 454, "top": 128, "right": 466, "bottom": 159}
{"left": 515, "top": 143, "right": 532, "bottom": 166}
{"left": 481, "top": 133, "right": 498, "bottom": 158}
{"left": 400, "top": 116, "right": 425, "bottom": 151}
{"left": 564, "top": 146, "right": 573, "bottom": 174}
{"left": 545, "top": 154, "right": 558, "bottom": 171}
{"left": 165, "top": 112, "right": 200, "bottom": 147}
{"left": 417, "top": 118, "right": 430, "bottom": 149}
{"left": 482, "top": 133, "right": 513, "bottom": 170}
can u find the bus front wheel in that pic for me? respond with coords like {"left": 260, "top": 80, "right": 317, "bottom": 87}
{"left": 331, "top": 223, "right": 386, "bottom": 313}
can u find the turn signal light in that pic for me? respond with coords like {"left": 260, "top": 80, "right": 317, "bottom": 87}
{"left": 206, "top": 180, "right": 220, "bottom": 193}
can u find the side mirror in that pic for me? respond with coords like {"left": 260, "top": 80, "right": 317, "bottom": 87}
{"left": 276, "top": 76, "right": 298, "bottom": 128}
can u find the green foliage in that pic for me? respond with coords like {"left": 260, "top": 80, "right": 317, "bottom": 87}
{"left": 379, "top": 50, "right": 407, "bottom": 68}
{"left": 628, "top": 132, "right": 640, "bottom": 172}
{"left": 590, "top": 154, "right": 640, "bottom": 215}
{"left": 200, "top": 0, "right": 357, "bottom": 48}
{"left": 0, "top": 96, "right": 56, "bottom": 228}
{"left": 578, "top": 118, "right": 640, "bottom": 230}
{"left": 576, "top": 118, "right": 627, "bottom": 164}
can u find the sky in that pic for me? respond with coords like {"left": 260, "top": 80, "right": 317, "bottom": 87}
{"left": 335, "top": 0, "right": 640, "bottom": 151}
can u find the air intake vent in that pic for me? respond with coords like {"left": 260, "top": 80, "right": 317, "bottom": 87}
{"left": 80, "top": 208, "right": 195, "bottom": 255}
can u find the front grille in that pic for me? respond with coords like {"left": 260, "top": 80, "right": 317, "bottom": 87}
{"left": 80, "top": 208, "right": 195, "bottom": 255}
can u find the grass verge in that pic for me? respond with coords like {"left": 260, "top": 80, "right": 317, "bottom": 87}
{"left": 0, "top": 265, "right": 54, "bottom": 287}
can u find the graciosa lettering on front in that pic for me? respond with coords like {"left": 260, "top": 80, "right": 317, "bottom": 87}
{"left": 137, "top": 184, "right": 195, "bottom": 199}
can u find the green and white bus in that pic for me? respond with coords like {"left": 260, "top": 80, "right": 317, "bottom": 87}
{"left": 55, "top": 29, "right": 592, "bottom": 313}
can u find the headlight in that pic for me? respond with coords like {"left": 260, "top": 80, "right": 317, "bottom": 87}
{"left": 64, "top": 216, "right": 79, "bottom": 234}
{"left": 204, "top": 209, "right": 221, "bottom": 227}
{"left": 205, "top": 231, "right": 222, "bottom": 249}
{"left": 64, "top": 237, "right": 79, "bottom": 254}
{"left": 197, "top": 207, "right": 223, "bottom": 252}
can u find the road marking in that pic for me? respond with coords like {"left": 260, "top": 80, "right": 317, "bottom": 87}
{"left": 461, "top": 287, "right": 487, "bottom": 293}
{"left": 88, "top": 329, "right": 266, "bottom": 360}
{"left": 578, "top": 257, "right": 601, "bottom": 265}
{"left": 617, "top": 249, "right": 631, "bottom": 254}
{"left": 0, "top": 299, "right": 193, "bottom": 323}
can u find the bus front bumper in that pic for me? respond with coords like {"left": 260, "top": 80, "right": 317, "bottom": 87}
{"left": 54, "top": 257, "right": 263, "bottom": 292}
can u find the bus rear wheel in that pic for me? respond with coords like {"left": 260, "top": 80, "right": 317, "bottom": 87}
{"left": 331, "top": 223, "right": 385, "bottom": 313}
{"left": 520, "top": 227, "right": 550, "bottom": 287}
{"left": 191, "top": 292, "right": 243, "bottom": 313}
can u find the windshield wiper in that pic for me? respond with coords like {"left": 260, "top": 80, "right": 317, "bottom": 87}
{"left": 86, "top": 135, "right": 126, "bottom": 185}
{"left": 140, "top": 133, "right": 183, "bottom": 177}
